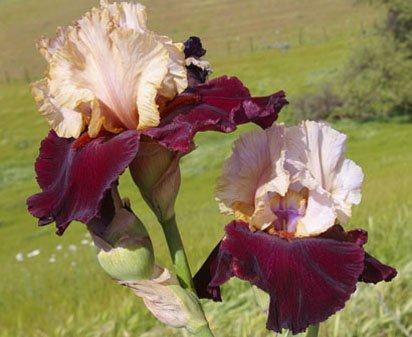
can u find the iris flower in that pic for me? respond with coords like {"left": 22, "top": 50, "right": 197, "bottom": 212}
{"left": 194, "top": 122, "right": 397, "bottom": 334}
{"left": 27, "top": 1, "right": 287, "bottom": 234}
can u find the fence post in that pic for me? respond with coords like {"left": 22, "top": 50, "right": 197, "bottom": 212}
{"left": 298, "top": 28, "right": 304, "bottom": 45}
{"left": 3, "top": 70, "right": 10, "bottom": 83}
{"left": 24, "top": 68, "right": 31, "bottom": 83}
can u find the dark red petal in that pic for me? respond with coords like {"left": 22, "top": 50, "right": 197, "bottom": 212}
{"left": 319, "top": 225, "right": 397, "bottom": 284}
{"left": 360, "top": 253, "right": 397, "bottom": 283}
{"left": 143, "top": 76, "right": 288, "bottom": 152}
{"left": 27, "top": 130, "right": 140, "bottom": 235}
{"left": 193, "top": 241, "right": 230, "bottom": 301}
{"left": 210, "top": 221, "right": 364, "bottom": 334}
{"left": 320, "top": 224, "right": 368, "bottom": 247}
{"left": 86, "top": 185, "right": 116, "bottom": 237}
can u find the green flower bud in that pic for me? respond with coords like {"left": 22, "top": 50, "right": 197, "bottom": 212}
{"left": 92, "top": 207, "right": 155, "bottom": 282}
{"left": 124, "top": 268, "right": 209, "bottom": 334}
{"left": 129, "top": 141, "right": 183, "bottom": 222}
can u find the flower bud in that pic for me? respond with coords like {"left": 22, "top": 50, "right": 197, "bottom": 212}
{"left": 129, "top": 141, "right": 183, "bottom": 222}
{"left": 124, "top": 268, "right": 209, "bottom": 334}
{"left": 92, "top": 207, "right": 155, "bottom": 282}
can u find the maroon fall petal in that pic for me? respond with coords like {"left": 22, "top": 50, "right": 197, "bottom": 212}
{"left": 360, "top": 253, "right": 397, "bottom": 283}
{"left": 27, "top": 130, "right": 140, "bottom": 235}
{"left": 193, "top": 241, "right": 230, "bottom": 301}
{"left": 320, "top": 225, "right": 397, "bottom": 283}
{"left": 143, "top": 76, "right": 288, "bottom": 153}
{"left": 86, "top": 185, "right": 116, "bottom": 237}
{"left": 208, "top": 221, "right": 365, "bottom": 334}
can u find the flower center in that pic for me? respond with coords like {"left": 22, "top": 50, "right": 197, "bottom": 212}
{"left": 265, "top": 189, "right": 308, "bottom": 239}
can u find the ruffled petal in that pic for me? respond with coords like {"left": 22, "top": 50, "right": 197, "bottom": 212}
{"left": 143, "top": 76, "right": 288, "bottom": 153}
{"left": 101, "top": 0, "right": 147, "bottom": 33}
{"left": 286, "top": 121, "right": 363, "bottom": 227}
{"left": 331, "top": 158, "right": 363, "bottom": 223}
{"left": 208, "top": 221, "right": 364, "bottom": 334}
{"left": 27, "top": 130, "right": 140, "bottom": 234}
{"left": 36, "top": 27, "right": 66, "bottom": 62}
{"left": 156, "top": 37, "right": 188, "bottom": 98}
{"left": 360, "top": 253, "right": 397, "bottom": 283}
{"left": 30, "top": 78, "right": 85, "bottom": 138}
{"left": 295, "top": 189, "right": 336, "bottom": 237}
{"left": 49, "top": 9, "right": 170, "bottom": 132}
{"left": 216, "top": 125, "right": 289, "bottom": 221}
{"left": 101, "top": 1, "right": 187, "bottom": 99}
{"left": 193, "top": 241, "right": 228, "bottom": 301}
{"left": 320, "top": 225, "right": 397, "bottom": 283}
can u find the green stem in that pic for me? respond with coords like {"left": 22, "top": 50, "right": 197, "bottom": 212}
{"left": 306, "top": 324, "right": 320, "bottom": 337}
{"left": 160, "top": 215, "right": 194, "bottom": 291}
{"left": 160, "top": 216, "right": 216, "bottom": 337}
{"left": 192, "top": 324, "right": 215, "bottom": 337}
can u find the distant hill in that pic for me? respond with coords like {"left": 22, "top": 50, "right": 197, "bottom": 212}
{"left": 0, "top": 0, "right": 380, "bottom": 80}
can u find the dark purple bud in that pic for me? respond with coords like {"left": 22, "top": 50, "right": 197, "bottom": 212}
{"left": 184, "top": 36, "right": 206, "bottom": 58}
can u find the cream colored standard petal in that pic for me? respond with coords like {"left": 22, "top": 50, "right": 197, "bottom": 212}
{"left": 101, "top": 1, "right": 187, "bottom": 99}
{"left": 286, "top": 121, "right": 363, "bottom": 225}
{"left": 295, "top": 189, "right": 336, "bottom": 237}
{"left": 216, "top": 125, "right": 289, "bottom": 217}
{"left": 250, "top": 191, "right": 277, "bottom": 231}
{"left": 101, "top": 0, "right": 147, "bottom": 33}
{"left": 37, "top": 27, "right": 67, "bottom": 62}
{"left": 156, "top": 37, "right": 188, "bottom": 98}
{"left": 110, "top": 28, "right": 169, "bottom": 130}
{"left": 330, "top": 158, "right": 363, "bottom": 224}
{"left": 30, "top": 79, "right": 84, "bottom": 138}
{"left": 286, "top": 121, "right": 347, "bottom": 193}
{"left": 49, "top": 7, "right": 169, "bottom": 131}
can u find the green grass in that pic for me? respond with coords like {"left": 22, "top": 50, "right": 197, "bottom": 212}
{"left": 1, "top": 86, "right": 411, "bottom": 337}
{"left": 0, "top": 0, "right": 410, "bottom": 336}
{"left": 0, "top": 0, "right": 381, "bottom": 80}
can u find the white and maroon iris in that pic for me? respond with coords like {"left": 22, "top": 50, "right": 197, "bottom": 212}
{"left": 216, "top": 121, "right": 364, "bottom": 238}
{"left": 194, "top": 121, "right": 396, "bottom": 334}
{"left": 27, "top": 2, "right": 288, "bottom": 235}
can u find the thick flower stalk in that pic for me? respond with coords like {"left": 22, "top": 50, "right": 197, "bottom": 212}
{"left": 87, "top": 185, "right": 212, "bottom": 335}
{"left": 194, "top": 121, "right": 397, "bottom": 334}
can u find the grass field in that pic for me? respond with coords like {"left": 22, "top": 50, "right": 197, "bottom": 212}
{"left": 1, "top": 0, "right": 411, "bottom": 336}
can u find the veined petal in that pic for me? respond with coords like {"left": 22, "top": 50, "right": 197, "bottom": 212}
{"left": 101, "top": 1, "right": 187, "bottom": 99}
{"left": 27, "top": 130, "right": 140, "bottom": 234}
{"left": 48, "top": 6, "right": 170, "bottom": 133}
{"left": 331, "top": 158, "right": 363, "bottom": 224}
{"left": 286, "top": 121, "right": 362, "bottom": 225}
{"left": 208, "top": 221, "right": 364, "bottom": 334}
{"left": 216, "top": 125, "right": 289, "bottom": 220}
{"left": 143, "top": 76, "right": 288, "bottom": 153}
{"left": 295, "top": 189, "right": 336, "bottom": 237}
{"left": 320, "top": 225, "right": 397, "bottom": 283}
{"left": 156, "top": 37, "right": 188, "bottom": 98}
{"left": 30, "top": 79, "right": 85, "bottom": 138}
{"left": 36, "top": 27, "right": 66, "bottom": 62}
{"left": 101, "top": 0, "right": 147, "bottom": 33}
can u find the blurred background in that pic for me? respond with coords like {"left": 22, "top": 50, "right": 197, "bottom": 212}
{"left": 0, "top": 0, "right": 411, "bottom": 336}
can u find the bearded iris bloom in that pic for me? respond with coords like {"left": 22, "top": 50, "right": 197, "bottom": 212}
{"left": 27, "top": 1, "right": 287, "bottom": 234}
{"left": 194, "top": 122, "right": 397, "bottom": 334}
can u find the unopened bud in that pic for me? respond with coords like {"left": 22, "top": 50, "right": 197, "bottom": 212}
{"left": 129, "top": 141, "right": 183, "bottom": 222}
{"left": 124, "top": 268, "right": 208, "bottom": 334}
{"left": 92, "top": 207, "right": 154, "bottom": 282}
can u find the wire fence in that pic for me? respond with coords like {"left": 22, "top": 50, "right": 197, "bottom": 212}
{"left": 0, "top": 19, "right": 377, "bottom": 84}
